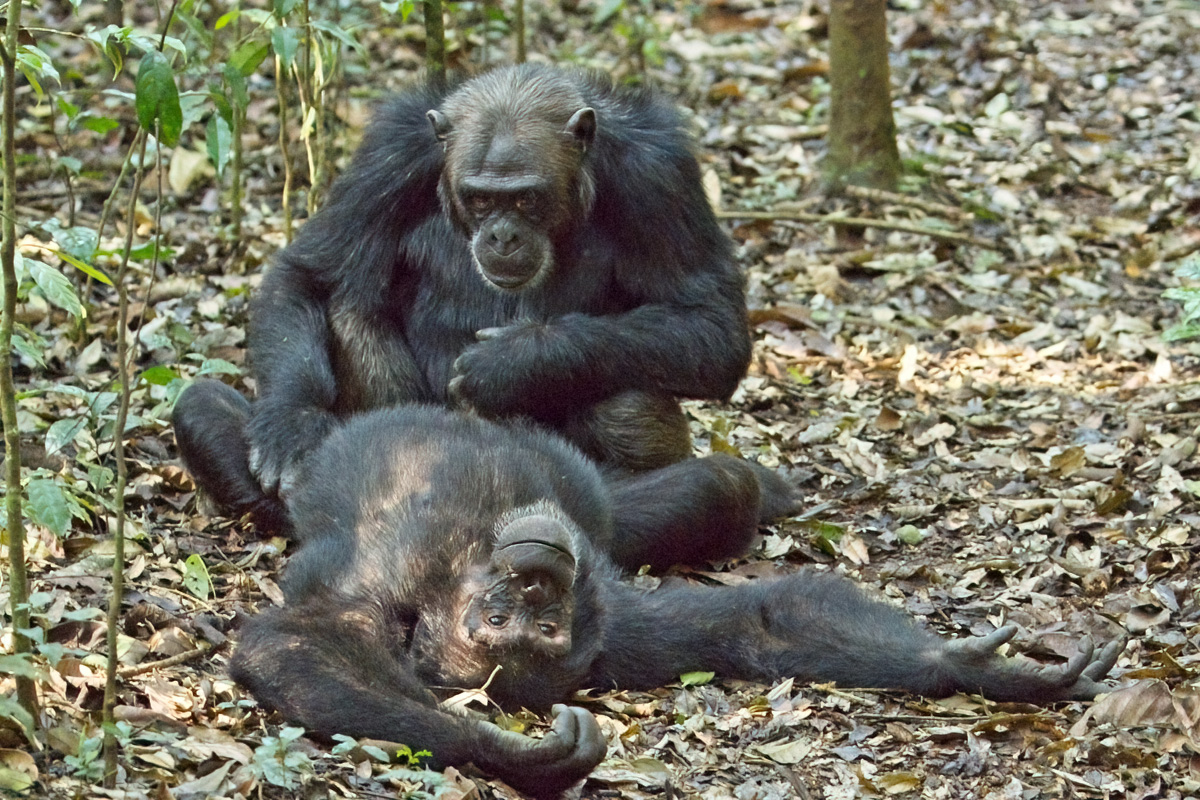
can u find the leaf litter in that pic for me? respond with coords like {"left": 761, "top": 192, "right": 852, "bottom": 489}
{"left": 6, "top": 0, "right": 1200, "bottom": 798}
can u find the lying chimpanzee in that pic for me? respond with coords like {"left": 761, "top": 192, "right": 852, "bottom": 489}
{"left": 176, "top": 63, "right": 766, "bottom": 534}
{"left": 230, "top": 405, "right": 1121, "bottom": 798}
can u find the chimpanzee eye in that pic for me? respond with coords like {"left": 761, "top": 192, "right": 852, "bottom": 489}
{"left": 488, "top": 615, "right": 508, "bottom": 627}
{"left": 538, "top": 622, "right": 557, "bottom": 636}
{"left": 515, "top": 193, "right": 541, "bottom": 215}
{"left": 467, "top": 194, "right": 492, "bottom": 215}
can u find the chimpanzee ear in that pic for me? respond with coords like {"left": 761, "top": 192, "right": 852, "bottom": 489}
{"left": 565, "top": 108, "right": 596, "bottom": 150}
{"left": 427, "top": 109, "right": 451, "bottom": 142}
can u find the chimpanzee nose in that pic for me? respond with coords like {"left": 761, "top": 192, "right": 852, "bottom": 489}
{"left": 488, "top": 221, "right": 521, "bottom": 256}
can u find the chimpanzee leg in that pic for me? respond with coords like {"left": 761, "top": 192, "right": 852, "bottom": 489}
{"left": 556, "top": 391, "right": 692, "bottom": 473}
{"left": 172, "top": 380, "right": 287, "bottom": 532}
{"left": 605, "top": 453, "right": 795, "bottom": 570}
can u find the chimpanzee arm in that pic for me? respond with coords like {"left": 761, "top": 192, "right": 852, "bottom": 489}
{"left": 450, "top": 94, "right": 752, "bottom": 422}
{"left": 591, "top": 572, "right": 1119, "bottom": 703}
{"left": 246, "top": 87, "right": 447, "bottom": 494}
{"left": 231, "top": 601, "right": 606, "bottom": 798}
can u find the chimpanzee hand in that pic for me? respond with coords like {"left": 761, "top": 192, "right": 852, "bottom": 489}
{"left": 475, "top": 704, "right": 606, "bottom": 798}
{"left": 449, "top": 322, "right": 551, "bottom": 418}
{"left": 939, "top": 625, "right": 1122, "bottom": 702}
{"left": 247, "top": 403, "right": 338, "bottom": 499}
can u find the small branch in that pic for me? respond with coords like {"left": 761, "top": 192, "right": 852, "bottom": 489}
{"left": 842, "top": 184, "right": 972, "bottom": 220}
{"left": 117, "top": 644, "right": 212, "bottom": 678}
{"left": 716, "top": 209, "right": 1005, "bottom": 252}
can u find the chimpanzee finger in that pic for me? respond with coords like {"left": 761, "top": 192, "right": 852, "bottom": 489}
{"left": 476, "top": 326, "right": 507, "bottom": 341}
{"left": 1081, "top": 639, "right": 1122, "bottom": 682}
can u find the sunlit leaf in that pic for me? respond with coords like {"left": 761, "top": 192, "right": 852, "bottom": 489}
{"left": 27, "top": 260, "right": 84, "bottom": 318}
{"left": 27, "top": 478, "right": 72, "bottom": 538}
{"left": 182, "top": 554, "right": 213, "bottom": 600}
{"left": 135, "top": 50, "right": 183, "bottom": 145}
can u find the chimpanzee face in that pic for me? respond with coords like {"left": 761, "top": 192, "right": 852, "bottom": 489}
{"left": 428, "top": 71, "right": 596, "bottom": 291}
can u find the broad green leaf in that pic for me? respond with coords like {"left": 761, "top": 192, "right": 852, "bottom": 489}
{"left": 274, "top": 0, "right": 301, "bottom": 18}
{"left": 81, "top": 115, "right": 120, "bottom": 135}
{"left": 27, "top": 478, "right": 72, "bottom": 537}
{"left": 11, "top": 333, "right": 45, "bottom": 368}
{"left": 135, "top": 50, "right": 183, "bottom": 145}
{"left": 0, "top": 694, "right": 36, "bottom": 745}
{"left": 312, "top": 20, "right": 364, "bottom": 53}
{"left": 140, "top": 365, "right": 180, "bottom": 386}
{"left": 206, "top": 114, "right": 233, "bottom": 177}
{"left": 182, "top": 554, "right": 213, "bottom": 600}
{"left": 215, "top": 9, "right": 241, "bottom": 29}
{"left": 679, "top": 671, "right": 714, "bottom": 686}
{"left": 27, "top": 260, "right": 84, "bottom": 318}
{"left": 41, "top": 219, "right": 98, "bottom": 262}
{"left": 85, "top": 24, "right": 127, "bottom": 77}
{"left": 271, "top": 26, "right": 301, "bottom": 69}
{"left": 45, "top": 418, "right": 85, "bottom": 456}
{"left": 229, "top": 40, "right": 271, "bottom": 79}
{"left": 0, "top": 654, "right": 40, "bottom": 680}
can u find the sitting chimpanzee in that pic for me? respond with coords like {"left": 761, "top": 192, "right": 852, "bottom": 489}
{"left": 175, "top": 63, "right": 771, "bottom": 537}
{"left": 230, "top": 406, "right": 1121, "bottom": 798}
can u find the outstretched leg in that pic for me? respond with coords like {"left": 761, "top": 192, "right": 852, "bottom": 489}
{"left": 591, "top": 571, "right": 1121, "bottom": 703}
{"left": 232, "top": 600, "right": 606, "bottom": 798}
{"left": 172, "top": 379, "right": 287, "bottom": 532}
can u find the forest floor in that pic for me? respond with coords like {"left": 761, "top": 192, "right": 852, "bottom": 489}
{"left": 6, "top": 0, "right": 1200, "bottom": 798}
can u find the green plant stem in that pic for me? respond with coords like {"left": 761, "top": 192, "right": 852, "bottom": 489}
{"left": 275, "top": 55, "right": 294, "bottom": 242}
{"left": 424, "top": 0, "right": 445, "bottom": 85}
{"left": 0, "top": 0, "right": 38, "bottom": 725}
{"left": 101, "top": 128, "right": 148, "bottom": 788}
{"left": 514, "top": 0, "right": 526, "bottom": 63}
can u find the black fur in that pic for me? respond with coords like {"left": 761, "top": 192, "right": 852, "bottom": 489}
{"left": 231, "top": 406, "right": 1121, "bottom": 797}
{"left": 175, "top": 64, "right": 762, "bottom": 534}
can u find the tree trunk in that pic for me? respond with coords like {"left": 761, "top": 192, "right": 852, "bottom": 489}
{"left": 826, "top": 0, "right": 900, "bottom": 191}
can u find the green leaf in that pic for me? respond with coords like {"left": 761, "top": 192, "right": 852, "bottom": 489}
{"left": 81, "top": 115, "right": 120, "bottom": 135}
{"left": 0, "top": 653, "right": 40, "bottom": 680}
{"left": 229, "top": 40, "right": 271, "bottom": 78}
{"left": 214, "top": 9, "right": 241, "bottom": 29}
{"left": 11, "top": 333, "right": 46, "bottom": 369}
{"left": 27, "top": 478, "right": 72, "bottom": 537}
{"left": 312, "top": 20, "right": 364, "bottom": 53}
{"left": 45, "top": 418, "right": 85, "bottom": 456}
{"left": 41, "top": 219, "right": 102, "bottom": 267}
{"left": 27, "top": 260, "right": 84, "bottom": 318}
{"left": 0, "top": 694, "right": 36, "bottom": 746}
{"left": 182, "top": 554, "right": 213, "bottom": 600}
{"left": 135, "top": 50, "right": 183, "bottom": 145}
{"left": 679, "top": 671, "right": 714, "bottom": 686}
{"left": 274, "top": 0, "right": 301, "bottom": 18}
{"left": 58, "top": 250, "right": 112, "bottom": 285}
{"left": 197, "top": 358, "right": 240, "bottom": 376}
{"left": 895, "top": 524, "right": 924, "bottom": 545}
{"left": 1163, "top": 322, "right": 1200, "bottom": 342}
{"left": 141, "top": 366, "right": 181, "bottom": 386}
{"left": 271, "top": 25, "right": 302, "bottom": 69}
{"left": 206, "top": 114, "right": 234, "bottom": 177}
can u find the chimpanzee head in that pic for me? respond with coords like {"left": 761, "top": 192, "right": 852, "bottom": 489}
{"left": 464, "top": 501, "right": 580, "bottom": 659}
{"left": 416, "top": 500, "right": 602, "bottom": 709}
{"left": 428, "top": 66, "right": 597, "bottom": 291}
